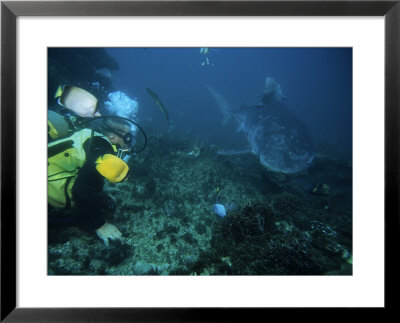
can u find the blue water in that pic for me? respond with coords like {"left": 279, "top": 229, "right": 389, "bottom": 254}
{"left": 48, "top": 47, "right": 353, "bottom": 275}
{"left": 106, "top": 47, "right": 352, "bottom": 157}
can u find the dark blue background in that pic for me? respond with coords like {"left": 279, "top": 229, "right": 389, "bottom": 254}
{"left": 107, "top": 48, "right": 352, "bottom": 156}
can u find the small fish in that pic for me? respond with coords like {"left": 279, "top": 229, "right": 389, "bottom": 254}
{"left": 146, "top": 87, "right": 170, "bottom": 126}
{"left": 216, "top": 187, "right": 222, "bottom": 200}
{"left": 310, "top": 183, "right": 330, "bottom": 196}
{"left": 213, "top": 203, "right": 226, "bottom": 217}
{"left": 290, "top": 178, "right": 331, "bottom": 196}
{"left": 54, "top": 85, "right": 100, "bottom": 117}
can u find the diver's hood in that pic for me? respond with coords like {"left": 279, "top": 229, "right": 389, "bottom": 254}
{"left": 80, "top": 116, "right": 147, "bottom": 154}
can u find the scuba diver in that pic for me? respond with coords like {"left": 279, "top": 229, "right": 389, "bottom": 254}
{"left": 48, "top": 85, "right": 145, "bottom": 248}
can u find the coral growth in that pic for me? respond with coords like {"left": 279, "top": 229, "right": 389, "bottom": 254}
{"left": 48, "top": 133, "right": 352, "bottom": 275}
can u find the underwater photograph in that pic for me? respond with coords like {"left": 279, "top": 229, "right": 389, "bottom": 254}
{"left": 47, "top": 47, "right": 352, "bottom": 275}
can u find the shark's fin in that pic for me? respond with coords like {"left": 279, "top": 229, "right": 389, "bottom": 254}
{"left": 263, "top": 77, "right": 286, "bottom": 102}
{"left": 205, "top": 84, "right": 232, "bottom": 126}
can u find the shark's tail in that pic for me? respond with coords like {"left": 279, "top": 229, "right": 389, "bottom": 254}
{"left": 205, "top": 84, "right": 231, "bottom": 125}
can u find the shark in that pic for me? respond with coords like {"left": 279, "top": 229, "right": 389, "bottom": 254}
{"left": 206, "top": 77, "right": 315, "bottom": 174}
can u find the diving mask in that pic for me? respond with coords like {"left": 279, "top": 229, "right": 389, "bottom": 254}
{"left": 117, "top": 148, "right": 132, "bottom": 163}
{"left": 112, "top": 129, "right": 134, "bottom": 146}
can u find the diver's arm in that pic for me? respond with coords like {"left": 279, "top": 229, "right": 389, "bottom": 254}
{"left": 71, "top": 137, "right": 114, "bottom": 229}
{"left": 71, "top": 161, "right": 108, "bottom": 229}
{"left": 73, "top": 164, "right": 123, "bottom": 247}
{"left": 73, "top": 136, "right": 124, "bottom": 247}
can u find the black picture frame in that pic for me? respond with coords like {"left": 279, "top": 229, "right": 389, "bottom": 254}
{"left": 1, "top": 0, "right": 399, "bottom": 321}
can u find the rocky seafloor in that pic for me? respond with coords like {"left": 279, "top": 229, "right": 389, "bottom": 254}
{"left": 48, "top": 133, "right": 352, "bottom": 275}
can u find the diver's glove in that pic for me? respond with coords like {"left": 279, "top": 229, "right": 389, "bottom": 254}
{"left": 95, "top": 222, "right": 123, "bottom": 248}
